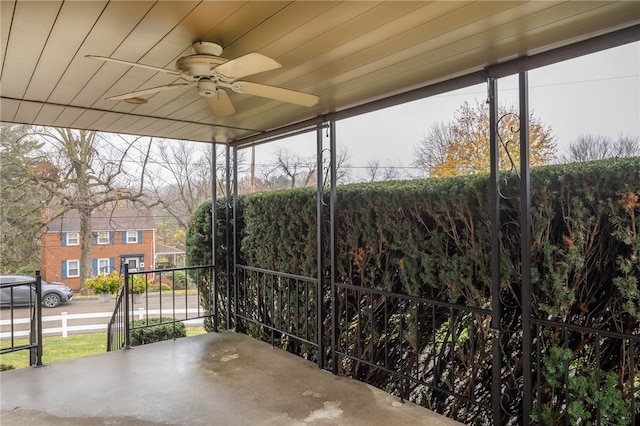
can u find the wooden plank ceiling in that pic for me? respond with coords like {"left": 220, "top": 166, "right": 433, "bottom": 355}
{"left": 1, "top": 1, "right": 639, "bottom": 144}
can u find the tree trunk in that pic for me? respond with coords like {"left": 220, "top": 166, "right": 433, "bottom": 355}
{"left": 79, "top": 207, "right": 93, "bottom": 290}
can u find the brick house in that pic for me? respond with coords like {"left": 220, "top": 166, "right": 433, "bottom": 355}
{"left": 41, "top": 207, "right": 156, "bottom": 291}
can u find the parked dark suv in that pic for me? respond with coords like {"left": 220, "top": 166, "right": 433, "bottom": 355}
{"left": 0, "top": 274, "right": 73, "bottom": 308}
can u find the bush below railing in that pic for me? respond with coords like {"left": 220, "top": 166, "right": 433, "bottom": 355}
{"left": 107, "top": 265, "right": 214, "bottom": 351}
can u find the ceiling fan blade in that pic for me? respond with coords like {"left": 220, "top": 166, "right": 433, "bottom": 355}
{"left": 205, "top": 89, "right": 236, "bottom": 116}
{"left": 105, "top": 83, "right": 193, "bottom": 101}
{"left": 86, "top": 55, "right": 183, "bottom": 76}
{"left": 236, "top": 82, "right": 319, "bottom": 107}
{"left": 214, "top": 53, "right": 281, "bottom": 79}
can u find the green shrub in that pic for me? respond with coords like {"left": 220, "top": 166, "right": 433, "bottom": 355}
{"left": 164, "top": 270, "right": 192, "bottom": 290}
{"left": 85, "top": 272, "right": 146, "bottom": 295}
{"left": 129, "top": 318, "right": 186, "bottom": 346}
{"left": 186, "top": 198, "right": 233, "bottom": 331}
{"left": 0, "top": 363, "right": 15, "bottom": 371}
{"left": 536, "top": 346, "right": 632, "bottom": 425}
{"left": 147, "top": 282, "right": 172, "bottom": 292}
{"left": 84, "top": 271, "right": 121, "bottom": 295}
{"left": 128, "top": 275, "right": 147, "bottom": 294}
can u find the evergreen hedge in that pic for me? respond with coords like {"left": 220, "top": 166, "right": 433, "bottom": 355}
{"left": 212, "top": 158, "right": 639, "bottom": 327}
{"left": 187, "top": 157, "right": 639, "bottom": 424}
{"left": 130, "top": 318, "right": 186, "bottom": 346}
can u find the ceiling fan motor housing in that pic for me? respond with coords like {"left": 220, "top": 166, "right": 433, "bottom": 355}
{"left": 191, "top": 41, "right": 223, "bottom": 56}
{"left": 176, "top": 55, "right": 225, "bottom": 77}
{"left": 198, "top": 79, "right": 218, "bottom": 97}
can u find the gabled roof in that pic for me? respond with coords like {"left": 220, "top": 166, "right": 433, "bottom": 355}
{"left": 46, "top": 208, "right": 156, "bottom": 233}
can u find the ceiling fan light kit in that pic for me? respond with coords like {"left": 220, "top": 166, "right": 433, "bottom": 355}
{"left": 87, "top": 41, "right": 318, "bottom": 117}
{"left": 124, "top": 97, "right": 148, "bottom": 105}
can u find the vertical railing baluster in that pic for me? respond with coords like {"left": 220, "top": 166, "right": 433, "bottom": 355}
{"left": 631, "top": 340, "right": 636, "bottom": 425}
{"left": 357, "top": 287, "right": 361, "bottom": 358}
{"left": 432, "top": 304, "right": 438, "bottom": 389}
{"left": 399, "top": 301, "right": 405, "bottom": 403}
{"left": 370, "top": 293, "right": 375, "bottom": 371}
{"left": 123, "top": 264, "right": 130, "bottom": 349}
{"left": 384, "top": 295, "right": 388, "bottom": 371}
{"left": 414, "top": 302, "right": 419, "bottom": 388}
{"left": 595, "top": 333, "right": 601, "bottom": 424}
{"left": 563, "top": 327, "right": 569, "bottom": 426}
{"left": 535, "top": 324, "right": 542, "bottom": 425}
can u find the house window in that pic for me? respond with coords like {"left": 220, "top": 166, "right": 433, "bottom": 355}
{"left": 97, "top": 258, "right": 110, "bottom": 274}
{"left": 126, "top": 230, "right": 138, "bottom": 244}
{"left": 66, "top": 260, "right": 80, "bottom": 278}
{"left": 96, "top": 231, "right": 110, "bottom": 245}
{"left": 66, "top": 232, "right": 79, "bottom": 246}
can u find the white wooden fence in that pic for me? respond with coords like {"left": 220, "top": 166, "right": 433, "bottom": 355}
{"left": 0, "top": 308, "right": 203, "bottom": 339}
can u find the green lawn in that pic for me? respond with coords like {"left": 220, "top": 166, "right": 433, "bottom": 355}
{"left": 0, "top": 327, "right": 207, "bottom": 370}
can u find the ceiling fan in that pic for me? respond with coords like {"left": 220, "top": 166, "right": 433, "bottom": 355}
{"left": 86, "top": 41, "right": 319, "bottom": 116}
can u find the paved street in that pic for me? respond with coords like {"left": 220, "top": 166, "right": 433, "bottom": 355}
{"left": 2, "top": 292, "right": 201, "bottom": 315}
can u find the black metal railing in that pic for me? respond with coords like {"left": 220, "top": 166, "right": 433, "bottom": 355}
{"left": 531, "top": 318, "right": 639, "bottom": 425}
{"left": 227, "top": 266, "right": 640, "bottom": 425}
{"left": 101, "top": 259, "right": 640, "bottom": 425}
{"left": 0, "top": 272, "right": 43, "bottom": 366}
{"left": 106, "top": 280, "right": 128, "bottom": 352}
{"left": 107, "top": 264, "right": 214, "bottom": 352}
{"left": 235, "top": 265, "right": 320, "bottom": 357}
{"left": 333, "top": 282, "right": 493, "bottom": 422}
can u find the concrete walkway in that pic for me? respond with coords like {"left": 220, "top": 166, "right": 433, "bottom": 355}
{"left": 1, "top": 332, "right": 462, "bottom": 425}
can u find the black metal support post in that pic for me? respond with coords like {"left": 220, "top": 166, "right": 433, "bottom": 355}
{"left": 123, "top": 263, "right": 131, "bottom": 349}
{"left": 225, "top": 144, "right": 232, "bottom": 329}
{"left": 316, "top": 124, "right": 325, "bottom": 369}
{"left": 30, "top": 270, "right": 43, "bottom": 367}
{"left": 232, "top": 146, "right": 239, "bottom": 331}
{"left": 211, "top": 143, "right": 219, "bottom": 331}
{"left": 519, "top": 71, "right": 532, "bottom": 426}
{"left": 488, "top": 77, "right": 502, "bottom": 426}
{"left": 329, "top": 120, "right": 338, "bottom": 375}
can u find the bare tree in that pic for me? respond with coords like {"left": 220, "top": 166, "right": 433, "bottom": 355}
{"left": 256, "top": 146, "right": 353, "bottom": 190}
{"left": 412, "top": 121, "right": 454, "bottom": 177}
{"left": 259, "top": 148, "right": 317, "bottom": 189}
{"left": 278, "top": 148, "right": 316, "bottom": 188}
{"left": 334, "top": 146, "right": 352, "bottom": 184}
{"left": 365, "top": 160, "right": 380, "bottom": 182}
{"left": 3, "top": 126, "right": 152, "bottom": 285}
{"left": 316, "top": 146, "right": 352, "bottom": 185}
{"left": 147, "top": 141, "right": 211, "bottom": 231}
{"left": 365, "top": 159, "right": 402, "bottom": 182}
{"left": 146, "top": 141, "right": 244, "bottom": 248}
{"left": 560, "top": 134, "right": 640, "bottom": 163}
{"left": 616, "top": 134, "right": 640, "bottom": 157}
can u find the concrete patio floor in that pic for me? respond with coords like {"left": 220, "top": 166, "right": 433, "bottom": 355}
{"left": 1, "top": 331, "right": 462, "bottom": 425}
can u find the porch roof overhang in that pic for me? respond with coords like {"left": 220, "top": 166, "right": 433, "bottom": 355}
{"left": 1, "top": 1, "right": 639, "bottom": 146}
{"left": 155, "top": 244, "right": 186, "bottom": 256}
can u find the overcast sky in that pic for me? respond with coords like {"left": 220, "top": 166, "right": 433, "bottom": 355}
{"left": 249, "top": 41, "right": 639, "bottom": 181}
